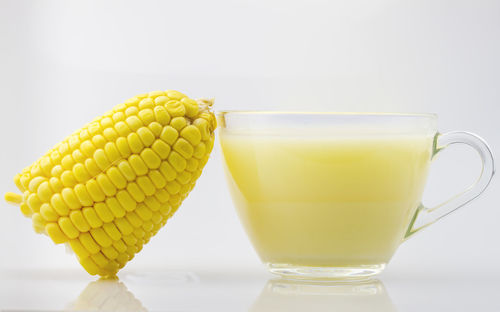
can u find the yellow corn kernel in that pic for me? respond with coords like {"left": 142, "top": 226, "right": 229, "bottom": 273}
{"left": 186, "top": 158, "right": 199, "bottom": 172}
{"left": 80, "top": 257, "right": 100, "bottom": 275}
{"left": 113, "top": 240, "right": 127, "bottom": 253}
{"left": 20, "top": 202, "right": 31, "bottom": 216}
{"left": 79, "top": 129, "right": 91, "bottom": 141}
{"left": 27, "top": 193, "right": 42, "bottom": 213}
{"left": 144, "top": 196, "right": 161, "bottom": 211}
{"left": 154, "top": 105, "right": 171, "bottom": 125}
{"left": 115, "top": 190, "right": 136, "bottom": 212}
{"left": 70, "top": 210, "right": 91, "bottom": 232}
{"left": 37, "top": 181, "right": 53, "bottom": 202}
{"left": 69, "top": 239, "right": 90, "bottom": 260}
{"left": 166, "top": 181, "right": 181, "bottom": 195}
{"left": 104, "top": 142, "right": 121, "bottom": 163}
{"left": 135, "top": 204, "right": 153, "bottom": 221}
{"left": 160, "top": 204, "right": 172, "bottom": 217}
{"left": 50, "top": 193, "right": 69, "bottom": 216}
{"left": 148, "top": 120, "right": 162, "bottom": 135}
{"left": 4, "top": 192, "right": 22, "bottom": 205}
{"left": 151, "top": 140, "right": 171, "bottom": 160}
{"left": 138, "top": 109, "right": 155, "bottom": 125}
{"left": 85, "top": 180, "right": 106, "bottom": 202}
{"left": 142, "top": 220, "right": 154, "bottom": 232}
{"left": 181, "top": 98, "right": 199, "bottom": 118}
{"left": 148, "top": 170, "right": 166, "bottom": 189}
{"left": 90, "top": 228, "right": 113, "bottom": 248}
{"left": 58, "top": 217, "right": 79, "bottom": 239}
{"left": 46, "top": 223, "right": 68, "bottom": 244}
{"left": 106, "top": 197, "right": 126, "bottom": 218}
{"left": 83, "top": 207, "right": 103, "bottom": 229}
{"left": 103, "top": 222, "right": 122, "bottom": 241}
{"left": 154, "top": 189, "right": 170, "bottom": 203}
{"left": 134, "top": 227, "right": 145, "bottom": 239}
{"left": 94, "top": 149, "right": 111, "bottom": 171}
{"left": 114, "top": 218, "right": 134, "bottom": 236}
{"left": 176, "top": 171, "right": 192, "bottom": 185}
{"left": 166, "top": 90, "right": 186, "bottom": 100}
{"left": 95, "top": 202, "right": 114, "bottom": 223}
{"left": 49, "top": 177, "right": 63, "bottom": 193}
{"left": 170, "top": 117, "right": 187, "bottom": 131}
{"left": 61, "top": 155, "right": 76, "bottom": 170}
{"left": 28, "top": 176, "right": 46, "bottom": 193}
{"left": 151, "top": 211, "right": 163, "bottom": 224}
{"left": 92, "top": 134, "right": 106, "bottom": 149}
{"left": 159, "top": 162, "right": 177, "bottom": 181}
{"left": 125, "top": 96, "right": 140, "bottom": 106}
{"left": 116, "top": 137, "right": 132, "bottom": 158}
{"left": 127, "top": 133, "right": 144, "bottom": 154}
{"left": 136, "top": 176, "right": 156, "bottom": 196}
{"left": 32, "top": 213, "right": 46, "bottom": 233}
{"left": 140, "top": 148, "right": 161, "bottom": 169}
{"left": 61, "top": 188, "right": 81, "bottom": 210}
{"left": 114, "top": 121, "right": 132, "bottom": 137}
{"left": 79, "top": 232, "right": 101, "bottom": 254}
{"left": 139, "top": 97, "right": 154, "bottom": 109}
{"left": 168, "top": 151, "right": 187, "bottom": 172}
{"left": 165, "top": 100, "right": 186, "bottom": 117}
{"left": 74, "top": 186, "right": 91, "bottom": 208}
{"left": 100, "top": 116, "right": 113, "bottom": 129}
{"left": 84, "top": 158, "right": 101, "bottom": 177}
{"left": 128, "top": 155, "right": 148, "bottom": 176}
{"left": 72, "top": 149, "right": 86, "bottom": 164}
{"left": 126, "top": 183, "right": 145, "bottom": 202}
{"left": 193, "top": 142, "right": 206, "bottom": 159}
{"left": 39, "top": 157, "right": 53, "bottom": 176}
{"left": 180, "top": 125, "right": 202, "bottom": 146}
{"left": 117, "top": 160, "right": 136, "bottom": 181}
{"left": 73, "top": 163, "right": 91, "bottom": 183}
{"left": 40, "top": 203, "right": 58, "bottom": 221}
{"left": 80, "top": 141, "right": 97, "bottom": 158}
{"left": 96, "top": 174, "right": 117, "bottom": 197}
{"left": 61, "top": 170, "right": 77, "bottom": 188}
{"left": 126, "top": 211, "right": 143, "bottom": 227}
{"left": 160, "top": 126, "right": 179, "bottom": 145}
{"left": 193, "top": 118, "right": 210, "bottom": 140}
{"left": 126, "top": 116, "right": 143, "bottom": 132}
{"left": 68, "top": 136, "right": 81, "bottom": 151}
{"left": 102, "top": 246, "right": 119, "bottom": 260}
{"left": 103, "top": 127, "right": 119, "bottom": 142}
{"left": 173, "top": 138, "right": 194, "bottom": 159}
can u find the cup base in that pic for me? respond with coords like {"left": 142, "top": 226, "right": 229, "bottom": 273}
{"left": 266, "top": 263, "right": 385, "bottom": 281}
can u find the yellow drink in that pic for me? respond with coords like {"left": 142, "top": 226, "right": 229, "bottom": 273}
{"left": 220, "top": 133, "right": 433, "bottom": 268}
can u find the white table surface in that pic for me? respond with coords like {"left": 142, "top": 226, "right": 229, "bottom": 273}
{"left": 1, "top": 268, "right": 498, "bottom": 312}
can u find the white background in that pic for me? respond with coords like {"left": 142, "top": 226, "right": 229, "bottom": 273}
{"left": 0, "top": 0, "right": 499, "bottom": 278}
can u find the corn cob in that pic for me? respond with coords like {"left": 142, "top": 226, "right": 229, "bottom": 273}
{"left": 4, "top": 90, "right": 216, "bottom": 277}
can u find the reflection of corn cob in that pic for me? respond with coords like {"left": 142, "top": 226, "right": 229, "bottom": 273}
{"left": 4, "top": 90, "right": 216, "bottom": 277}
{"left": 68, "top": 278, "right": 147, "bottom": 311}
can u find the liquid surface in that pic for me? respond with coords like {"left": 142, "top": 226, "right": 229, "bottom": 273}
{"left": 220, "top": 133, "right": 433, "bottom": 267}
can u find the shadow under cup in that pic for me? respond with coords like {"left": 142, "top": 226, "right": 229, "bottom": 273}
{"left": 217, "top": 112, "right": 494, "bottom": 280}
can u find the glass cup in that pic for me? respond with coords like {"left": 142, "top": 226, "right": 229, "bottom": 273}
{"left": 217, "top": 112, "right": 494, "bottom": 280}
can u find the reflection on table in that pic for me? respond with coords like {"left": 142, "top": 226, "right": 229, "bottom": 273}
{"left": 250, "top": 278, "right": 397, "bottom": 312}
{"left": 66, "top": 278, "right": 148, "bottom": 312}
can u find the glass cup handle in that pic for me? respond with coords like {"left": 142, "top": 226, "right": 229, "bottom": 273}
{"left": 405, "top": 131, "right": 495, "bottom": 239}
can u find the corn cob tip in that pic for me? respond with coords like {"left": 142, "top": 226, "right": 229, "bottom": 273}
{"left": 196, "top": 98, "right": 214, "bottom": 110}
{"left": 5, "top": 192, "right": 23, "bottom": 205}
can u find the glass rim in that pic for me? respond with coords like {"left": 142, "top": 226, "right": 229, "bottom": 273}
{"left": 217, "top": 110, "right": 438, "bottom": 119}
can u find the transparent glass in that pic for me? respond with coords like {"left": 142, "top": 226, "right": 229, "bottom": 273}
{"left": 218, "top": 112, "right": 494, "bottom": 280}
